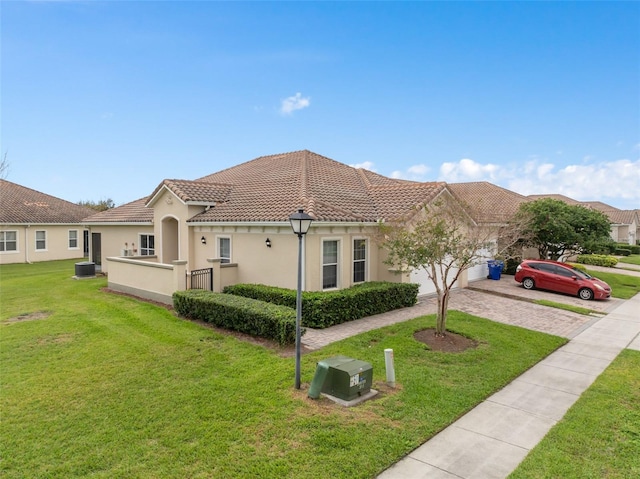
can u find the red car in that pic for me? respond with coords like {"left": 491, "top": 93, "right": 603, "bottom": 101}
{"left": 514, "top": 259, "right": 611, "bottom": 300}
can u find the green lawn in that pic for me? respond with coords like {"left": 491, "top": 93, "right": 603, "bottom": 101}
{"left": 509, "top": 349, "right": 640, "bottom": 479}
{"left": 616, "top": 254, "right": 640, "bottom": 266}
{"left": 585, "top": 268, "right": 640, "bottom": 299}
{"left": 1, "top": 260, "right": 567, "bottom": 478}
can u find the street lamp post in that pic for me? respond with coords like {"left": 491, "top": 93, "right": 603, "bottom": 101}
{"left": 289, "top": 208, "right": 314, "bottom": 389}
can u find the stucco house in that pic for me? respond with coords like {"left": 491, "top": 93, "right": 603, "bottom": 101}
{"left": 0, "top": 179, "right": 94, "bottom": 265}
{"left": 87, "top": 150, "right": 510, "bottom": 304}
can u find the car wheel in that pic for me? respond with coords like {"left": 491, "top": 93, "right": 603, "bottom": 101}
{"left": 578, "top": 288, "right": 594, "bottom": 300}
{"left": 522, "top": 278, "right": 535, "bottom": 290}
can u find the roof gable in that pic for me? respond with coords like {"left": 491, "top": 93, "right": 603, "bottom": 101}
{"left": 0, "top": 179, "right": 94, "bottom": 224}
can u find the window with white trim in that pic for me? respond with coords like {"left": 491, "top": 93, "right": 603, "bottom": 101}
{"left": 353, "top": 238, "right": 367, "bottom": 283}
{"left": 322, "top": 239, "right": 339, "bottom": 289}
{"left": 0, "top": 231, "right": 17, "bottom": 252}
{"left": 139, "top": 234, "right": 155, "bottom": 255}
{"left": 35, "top": 230, "right": 46, "bottom": 251}
{"left": 218, "top": 236, "right": 231, "bottom": 264}
{"left": 68, "top": 230, "right": 79, "bottom": 249}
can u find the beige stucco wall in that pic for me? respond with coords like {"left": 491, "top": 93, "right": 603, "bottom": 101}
{"left": 85, "top": 224, "right": 155, "bottom": 272}
{"left": 0, "top": 224, "right": 87, "bottom": 265}
{"left": 106, "top": 257, "right": 187, "bottom": 304}
{"left": 193, "top": 223, "right": 403, "bottom": 292}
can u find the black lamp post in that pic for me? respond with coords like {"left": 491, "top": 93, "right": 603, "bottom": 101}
{"left": 289, "top": 208, "right": 314, "bottom": 389}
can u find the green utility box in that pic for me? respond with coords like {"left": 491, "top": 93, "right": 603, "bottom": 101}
{"left": 320, "top": 355, "right": 373, "bottom": 401}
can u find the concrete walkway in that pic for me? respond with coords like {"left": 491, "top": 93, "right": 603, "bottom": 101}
{"left": 377, "top": 293, "right": 640, "bottom": 479}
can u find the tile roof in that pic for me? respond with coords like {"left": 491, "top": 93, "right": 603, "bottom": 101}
{"left": 448, "top": 182, "right": 530, "bottom": 223}
{"left": 146, "top": 179, "right": 232, "bottom": 206}
{"left": 601, "top": 209, "right": 638, "bottom": 225}
{"left": 191, "top": 150, "right": 447, "bottom": 223}
{"left": 0, "top": 179, "right": 94, "bottom": 224}
{"left": 580, "top": 201, "right": 620, "bottom": 212}
{"left": 527, "top": 193, "right": 583, "bottom": 205}
{"left": 83, "top": 197, "right": 153, "bottom": 223}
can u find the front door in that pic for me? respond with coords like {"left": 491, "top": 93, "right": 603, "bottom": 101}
{"left": 91, "top": 233, "right": 102, "bottom": 266}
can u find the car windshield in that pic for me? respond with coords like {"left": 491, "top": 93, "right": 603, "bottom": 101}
{"left": 571, "top": 267, "right": 591, "bottom": 279}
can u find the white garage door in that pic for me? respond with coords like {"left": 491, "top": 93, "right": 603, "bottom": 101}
{"left": 410, "top": 264, "right": 460, "bottom": 296}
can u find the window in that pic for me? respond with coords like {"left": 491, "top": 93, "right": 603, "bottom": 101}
{"left": 322, "top": 240, "right": 339, "bottom": 289}
{"left": 139, "top": 234, "right": 155, "bottom": 255}
{"left": 68, "top": 230, "right": 79, "bottom": 249}
{"left": 353, "top": 239, "right": 367, "bottom": 283}
{"left": 35, "top": 230, "right": 46, "bottom": 250}
{"left": 218, "top": 237, "right": 231, "bottom": 264}
{"left": 0, "top": 231, "right": 17, "bottom": 252}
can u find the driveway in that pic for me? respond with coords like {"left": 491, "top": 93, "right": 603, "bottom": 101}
{"left": 302, "top": 275, "right": 622, "bottom": 350}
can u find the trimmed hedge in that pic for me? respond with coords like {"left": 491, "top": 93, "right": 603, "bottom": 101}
{"left": 223, "top": 281, "right": 419, "bottom": 329}
{"left": 173, "top": 290, "right": 297, "bottom": 346}
{"left": 575, "top": 254, "right": 618, "bottom": 268}
{"left": 613, "top": 243, "right": 640, "bottom": 255}
{"left": 614, "top": 248, "right": 632, "bottom": 256}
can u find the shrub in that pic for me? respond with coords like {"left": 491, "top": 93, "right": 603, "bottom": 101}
{"left": 173, "top": 290, "right": 297, "bottom": 345}
{"left": 568, "top": 263, "right": 587, "bottom": 272}
{"left": 503, "top": 257, "right": 521, "bottom": 275}
{"left": 614, "top": 248, "right": 631, "bottom": 256}
{"left": 223, "top": 281, "right": 419, "bottom": 329}
{"left": 575, "top": 254, "right": 618, "bottom": 267}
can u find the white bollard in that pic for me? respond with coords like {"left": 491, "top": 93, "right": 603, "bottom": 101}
{"left": 384, "top": 348, "right": 396, "bottom": 388}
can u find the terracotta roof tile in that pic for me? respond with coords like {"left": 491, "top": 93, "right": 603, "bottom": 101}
{"left": 449, "top": 182, "right": 529, "bottom": 223}
{"left": 83, "top": 197, "right": 153, "bottom": 223}
{"left": 191, "top": 150, "right": 446, "bottom": 223}
{"left": 146, "top": 179, "right": 232, "bottom": 206}
{"left": 602, "top": 209, "right": 638, "bottom": 225}
{"left": 0, "top": 179, "right": 94, "bottom": 224}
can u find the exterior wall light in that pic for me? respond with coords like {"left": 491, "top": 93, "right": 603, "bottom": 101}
{"left": 289, "top": 208, "right": 314, "bottom": 389}
{"left": 265, "top": 238, "right": 272, "bottom": 248}
{"left": 201, "top": 236, "right": 206, "bottom": 245}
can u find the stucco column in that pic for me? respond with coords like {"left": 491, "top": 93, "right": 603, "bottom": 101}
{"left": 172, "top": 260, "right": 188, "bottom": 292}
{"left": 207, "top": 258, "right": 222, "bottom": 292}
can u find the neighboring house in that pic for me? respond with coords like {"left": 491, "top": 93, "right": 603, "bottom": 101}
{"left": 87, "top": 150, "right": 474, "bottom": 304}
{"left": 0, "top": 179, "right": 94, "bottom": 265}
{"left": 82, "top": 197, "right": 154, "bottom": 269}
{"left": 448, "top": 181, "right": 531, "bottom": 277}
{"left": 601, "top": 209, "right": 639, "bottom": 245}
{"left": 527, "top": 194, "right": 639, "bottom": 245}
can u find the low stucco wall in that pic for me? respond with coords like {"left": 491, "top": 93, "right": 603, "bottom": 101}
{"left": 106, "top": 257, "right": 187, "bottom": 305}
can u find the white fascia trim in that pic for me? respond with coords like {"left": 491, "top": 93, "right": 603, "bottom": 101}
{"left": 187, "top": 220, "right": 377, "bottom": 228}
{"left": 82, "top": 222, "right": 153, "bottom": 226}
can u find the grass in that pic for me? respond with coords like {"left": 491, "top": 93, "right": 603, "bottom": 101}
{"left": 0, "top": 260, "right": 568, "bottom": 478}
{"left": 616, "top": 254, "right": 640, "bottom": 266}
{"left": 533, "top": 299, "right": 596, "bottom": 315}
{"left": 585, "top": 268, "right": 640, "bottom": 300}
{"left": 509, "top": 349, "right": 640, "bottom": 479}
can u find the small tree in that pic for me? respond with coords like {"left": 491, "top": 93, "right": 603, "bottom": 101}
{"left": 78, "top": 198, "right": 115, "bottom": 212}
{"left": 515, "top": 198, "right": 611, "bottom": 260}
{"left": 378, "top": 197, "right": 525, "bottom": 337}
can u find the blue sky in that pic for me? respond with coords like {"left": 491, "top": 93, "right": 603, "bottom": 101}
{"left": 2, "top": 1, "right": 639, "bottom": 210}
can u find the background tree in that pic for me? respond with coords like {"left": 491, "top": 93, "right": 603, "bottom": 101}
{"left": 1, "top": 152, "right": 8, "bottom": 179}
{"left": 378, "top": 197, "right": 526, "bottom": 337}
{"left": 78, "top": 198, "right": 115, "bottom": 212}
{"left": 516, "top": 198, "right": 611, "bottom": 260}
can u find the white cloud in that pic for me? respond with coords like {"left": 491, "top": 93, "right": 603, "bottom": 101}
{"left": 389, "top": 156, "right": 640, "bottom": 209}
{"left": 279, "top": 92, "right": 310, "bottom": 115}
{"left": 438, "top": 158, "right": 499, "bottom": 182}
{"left": 350, "top": 161, "right": 376, "bottom": 171}
{"left": 390, "top": 164, "right": 431, "bottom": 181}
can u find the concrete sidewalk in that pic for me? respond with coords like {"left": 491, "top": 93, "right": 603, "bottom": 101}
{"left": 377, "top": 293, "right": 640, "bottom": 479}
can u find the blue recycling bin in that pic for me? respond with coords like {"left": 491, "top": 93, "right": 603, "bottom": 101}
{"left": 487, "top": 260, "right": 504, "bottom": 280}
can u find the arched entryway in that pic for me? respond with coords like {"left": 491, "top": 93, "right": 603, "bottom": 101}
{"left": 161, "top": 216, "right": 179, "bottom": 264}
